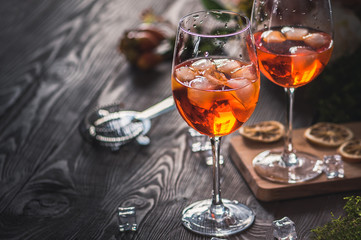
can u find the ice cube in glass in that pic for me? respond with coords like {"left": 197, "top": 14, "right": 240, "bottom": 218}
{"left": 230, "top": 78, "right": 256, "bottom": 110}
{"left": 289, "top": 46, "right": 316, "bottom": 55}
{"left": 189, "top": 76, "right": 216, "bottom": 90}
{"left": 261, "top": 30, "right": 286, "bottom": 43}
{"left": 231, "top": 64, "right": 257, "bottom": 80}
{"left": 289, "top": 46, "right": 317, "bottom": 73}
{"left": 282, "top": 27, "right": 308, "bottom": 41}
{"left": 204, "top": 69, "right": 228, "bottom": 86}
{"left": 304, "top": 32, "right": 329, "bottom": 49}
{"left": 188, "top": 76, "right": 216, "bottom": 109}
{"left": 175, "top": 66, "right": 196, "bottom": 82}
{"left": 214, "top": 58, "right": 242, "bottom": 75}
{"left": 190, "top": 59, "right": 215, "bottom": 73}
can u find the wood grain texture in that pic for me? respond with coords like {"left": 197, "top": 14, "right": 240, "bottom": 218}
{"left": 0, "top": 0, "right": 360, "bottom": 239}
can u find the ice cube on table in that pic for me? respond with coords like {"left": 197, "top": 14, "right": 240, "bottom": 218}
{"left": 323, "top": 154, "right": 344, "bottom": 179}
{"left": 175, "top": 66, "right": 196, "bottom": 82}
{"left": 118, "top": 207, "right": 137, "bottom": 232}
{"left": 273, "top": 217, "right": 297, "bottom": 240}
{"left": 190, "top": 59, "right": 215, "bottom": 73}
{"left": 231, "top": 64, "right": 258, "bottom": 81}
{"left": 187, "top": 128, "right": 224, "bottom": 165}
{"left": 188, "top": 128, "right": 211, "bottom": 152}
{"left": 261, "top": 30, "right": 286, "bottom": 43}
{"left": 304, "top": 32, "right": 329, "bottom": 49}
{"left": 281, "top": 27, "right": 308, "bottom": 41}
{"left": 214, "top": 58, "right": 242, "bottom": 75}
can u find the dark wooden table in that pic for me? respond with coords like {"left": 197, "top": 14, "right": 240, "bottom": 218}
{"left": 1, "top": 0, "right": 360, "bottom": 239}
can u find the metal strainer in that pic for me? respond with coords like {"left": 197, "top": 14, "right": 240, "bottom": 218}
{"left": 80, "top": 96, "right": 175, "bottom": 150}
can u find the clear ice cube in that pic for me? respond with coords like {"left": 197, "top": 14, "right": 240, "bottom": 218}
{"left": 214, "top": 58, "right": 242, "bottom": 75}
{"left": 231, "top": 64, "right": 257, "bottom": 80}
{"left": 228, "top": 78, "right": 255, "bottom": 107}
{"left": 261, "top": 30, "right": 286, "bottom": 43}
{"left": 227, "top": 78, "right": 251, "bottom": 89}
{"left": 323, "top": 154, "right": 344, "bottom": 179}
{"left": 118, "top": 206, "right": 137, "bottom": 232}
{"left": 187, "top": 128, "right": 224, "bottom": 166}
{"left": 189, "top": 75, "right": 219, "bottom": 90}
{"left": 175, "top": 66, "right": 196, "bottom": 82}
{"left": 188, "top": 128, "right": 211, "bottom": 152}
{"left": 190, "top": 59, "right": 215, "bottom": 73}
{"left": 188, "top": 77, "right": 217, "bottom": 109}
{"left": 289, "top": 46, "right": 317, "bottom": 73}
{"left": 289, "top": 46, "right": 316, "bottom": 55}
{"left": 273, "top": 216, "right": 297, "bottom": 240}
{"left": 304, "top": 33, "right": 329, "bottom": 49}
{"left": 204, "top": 70, "right": 228, "bottom": 86}
{"left": 282, "top": 27, "right": 308, "bottom": 41}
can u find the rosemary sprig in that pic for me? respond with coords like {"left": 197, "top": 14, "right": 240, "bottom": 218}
{"left": 311, "top": 196, "right": 361, "bottom": 240}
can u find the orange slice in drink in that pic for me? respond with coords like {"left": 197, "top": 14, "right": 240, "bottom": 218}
{"left": 338, "top": 139, "right": 361, "bottom": 163}
{"left": 239, "top": 121, "right": 285, "bottom": 143}
{"left": 304, "top": 122, "right": 353, "bottom": 147}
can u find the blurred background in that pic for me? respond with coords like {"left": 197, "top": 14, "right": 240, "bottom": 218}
{"left": 120, "top": 0, "right": 361, "bottom": 124}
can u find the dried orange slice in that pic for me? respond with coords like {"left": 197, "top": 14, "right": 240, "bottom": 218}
{"left": 239, "top": 121, "right": 285, "bottom": 143}
{"left": 304, "top": 122, "right": 353, "bottom": 147}
{"left": 338, "top": 139, "right": 361, "bottom": 163}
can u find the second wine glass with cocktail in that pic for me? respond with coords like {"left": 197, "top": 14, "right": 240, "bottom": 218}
{"left": 251, "top": 0, "right": 334, "bottom": 183}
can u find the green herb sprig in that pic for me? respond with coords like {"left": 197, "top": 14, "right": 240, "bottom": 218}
{"left": 311, "top": 196, "right": 361, "bottom": 240}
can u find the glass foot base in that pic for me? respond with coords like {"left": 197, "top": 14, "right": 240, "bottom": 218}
{"left": 253, "top": 150, "right": 323, "bottom": 183}
{"left": 181, "top": 199, "right": 255, "bottom": 237}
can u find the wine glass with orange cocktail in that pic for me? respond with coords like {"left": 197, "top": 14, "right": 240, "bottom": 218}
{"left": 171, "top": 10, "right": 260, "bottom": 236}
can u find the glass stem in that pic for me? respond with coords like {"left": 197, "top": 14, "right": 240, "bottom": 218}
{"left": 210, "top": 137, "right": 226, "bottom": 218}
{"left": 283, "top": 87, "right": 298, "bottom": 166}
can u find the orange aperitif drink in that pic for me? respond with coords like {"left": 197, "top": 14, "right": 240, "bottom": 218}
{"left": 172, "top": 58, "right": 260, "bottom": 137}
{"left": 254, "top": 27, "right": 333, "bottom": 88}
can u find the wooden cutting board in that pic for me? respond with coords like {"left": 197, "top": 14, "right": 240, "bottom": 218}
{"left": 229, "top": 122, "right": 361, "bottom": 202}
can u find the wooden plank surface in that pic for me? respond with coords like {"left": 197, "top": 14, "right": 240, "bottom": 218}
{"left": 0, "top": 0, "right": 360, "bottom": 239}
{"left": 229, "top": 122, "right": 361, "bottom": 202}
